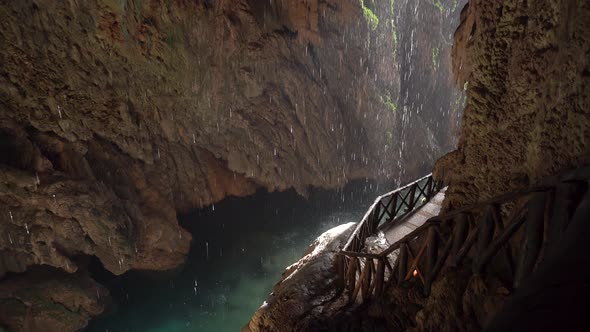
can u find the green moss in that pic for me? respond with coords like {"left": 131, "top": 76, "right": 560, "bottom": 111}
{"left": 386, "top": 130, "right": 394, "bottom": 145}
{"left": 432, "top": 47, "right": 439, "bottom": 69}
{"left": 103, "top": 0, "right": 126, "bottom": 13}
{"left": 432, "top": 0, "right": 444, "bottom": 14}
{"left": 384, "top": 93, "right": 397, "bottom": 113}
{"left": 390, "top": 0, "right": 398, "bottom": 49}
{"left": 360, "top": 0, "right": 379, "bottom": 31}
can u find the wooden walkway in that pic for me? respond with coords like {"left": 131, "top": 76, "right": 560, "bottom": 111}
{"left": 338, "top": 166, "right": 590, "bottom": 305}
{"left": 382, "top": 188, "right": 446, "bottom": 245}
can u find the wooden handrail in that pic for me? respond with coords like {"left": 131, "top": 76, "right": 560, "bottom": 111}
{"left": 338, "top": 166, "right": 590, "bottom": 304}
{"left": 341, "top": 174, "right": 440, "bottom": 252}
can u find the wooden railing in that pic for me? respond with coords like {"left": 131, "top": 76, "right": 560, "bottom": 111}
{"left": 341, "top": 174, "right": 442, "bottom": 254}
{"left": 338, "top": 173, "right": 443, "bottom": 303}
{"left": 338, "top": 166, "right": 590, "bottom": 304}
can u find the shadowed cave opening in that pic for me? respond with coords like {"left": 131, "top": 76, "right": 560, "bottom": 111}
{"left": 86, "top": 180, "right": 387, "bottom": 331}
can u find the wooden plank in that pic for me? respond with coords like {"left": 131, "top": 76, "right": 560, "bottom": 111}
{"left": 361, "top": 259, "right": 374, "bottom": 302}
{"left": 405, "top": 238, "right": 428, "bottom": 281}
{"left": 372, "top": 203, "right": 382, "bottom": 232}
{"left": 546, "top": 183, "right": 579, "bottom": 255}
{"left": 375, "top": 258, "right": 386, "bottom": 296}
{"left": 474, "top": 206, "right": 527, "bottom": 273}
{"left": 388, "top": 193, "right": 398, "bottom": 222}
{"left": 426, "top": 227, "right": 438, "bottom": 276}
{"left": 514, "top": 192, "right": 547, "bottom": 288}
{"left": 426, "top": 176, "right": 434, "bottom": 199}
{"left": 407, "top": 185, "right": 417, "bottom": 210}
{"left": 348, "top": 257, "right": 359, "bottom": 294}
{"left": 450, "top": 213, "right": 468, "bottom": 265}
{"left": 472, "top": 205, "right": 496, "bottom": 273}
{"left": 424, "top": 232, "right": 454, "bottom": 295}
{"left": 453, "top": 225, "right": 478, "bottom": 267}
{"left": 395, "top": 189, "right": 411, "bottom": 216}
{"left": 397, "top": 243, "right": 408, "bottom": 286}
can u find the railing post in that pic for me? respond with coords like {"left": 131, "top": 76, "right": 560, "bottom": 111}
{"left": 397, "top": 243, "right": 408, "bottom": 286}
{"left": 514, "top": 192, "right": 547, "bottom": 288}
{"left": 450, "top": 213, "right": 468, "bottom": 266}
{"left": 423, "top": 227, "right": 438, "bottom": 295}
{"left": 427, "top": 176, "right": 434, "bottom": 199}
{"left": 372, "top": 203, "right": 382, "bottom": 232}
{"left": 473, "top": 205, "right": 495, "bottom": 274}
{"left": 389, "top": 193, "right": 398, "bottom": 221}
{"left": 375, "top": 258, "right": 385, "bottom": 296}
{"left": 407, "top": 185, "right": 417, "bottom": 210}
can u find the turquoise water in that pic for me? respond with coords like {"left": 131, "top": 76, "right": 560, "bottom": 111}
{"left": 87, "top": 186, "right": 374, "bottom": 332}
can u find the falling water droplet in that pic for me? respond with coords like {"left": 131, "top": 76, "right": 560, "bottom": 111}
{"left": 206, "top": 242, "right": 209, "bottom": 260}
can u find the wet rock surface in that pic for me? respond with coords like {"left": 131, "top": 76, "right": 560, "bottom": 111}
{"left": 0, "top": 268, "right": 108, "bottom": 332}
{"left": 245, "top": 222, "right": 354, "bottom": 332}
{"left": 248, "top": 0, "right": 590, "bottom": 330}
{"left": 435, "top": 0, "right": 590, "bottom": 210}
{"left": 0, "top": 0, "right": 461, "bottom": 329}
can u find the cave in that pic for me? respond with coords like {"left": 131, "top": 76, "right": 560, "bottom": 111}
{"left": 86, "top": 182, "right": 378, "bottom": 331}
{"left": 1, "top": 0, "right": 590, "bottom": 331}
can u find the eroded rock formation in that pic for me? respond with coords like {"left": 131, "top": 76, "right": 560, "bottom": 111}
{"left": 248, "top": 0, "right": 590, "bottom": 331}
{"left": 435, "top": 0, "right": 590, "bottom": 209}
{"left": 0, "top": 0, "right": 460, "bottom": 329}
{"left": 245, "top": 222, "right": 354, "bottom": 332}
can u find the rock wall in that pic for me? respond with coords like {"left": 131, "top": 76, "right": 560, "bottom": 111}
{"left": 395, "top": 0, "right": 466, "bottom": 179}
{"left": 435, "top": 0, "right": 590, "bottom": 209}
{"left": 0, "top": 0, "right": 460, "bottom": 329}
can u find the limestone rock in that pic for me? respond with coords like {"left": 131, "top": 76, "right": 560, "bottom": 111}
{"left": 0, "top": 269, "right": 107, "bottom": 332}
{"left": 245, "top": 222, "right": 355, "bottom": 332}
{"left": 436, "top": 0, "right": 590, "bottom": 210}
{"left": 0, "top": 0, "right": 461, "bottom": 329}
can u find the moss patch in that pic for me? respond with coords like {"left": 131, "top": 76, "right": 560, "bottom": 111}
{"left": 360, "top": 0, "right": 379, "bottom": 31}
{"left": 390, "top": 0, "right": 398, "bottom": 50}
{"left": 384, "top": 94, "right": 397, "bottom": 113}
{"left": 432, "top": 0, "right": 444, "bottom": 14}
{"left": 432, "top": 47, "right": 440, "bottom": 69}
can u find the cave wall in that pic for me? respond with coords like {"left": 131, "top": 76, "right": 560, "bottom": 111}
{"left": 395, "top": 0, "right": 466, "bottom": 179}
{"left": 435, "top": 0, "right": 590, "bottom": 209}
{"left": 0, "top": 0, "right": 461, "bottom": 329}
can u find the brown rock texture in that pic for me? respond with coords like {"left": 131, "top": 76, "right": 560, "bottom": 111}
{"left": 248, "top": 0, "right": 590, "bottom": 330}
{"left": 0, "top": 0, "right": 461, "bottom": 329}
{"left": 245, "top": 222, "right": 355, "bottom": 332}
{"left": 0, "top": 268, "right": 108, "bottom": 332}
{"left": 435, "top": 0, "right": 590, "bottom": 210}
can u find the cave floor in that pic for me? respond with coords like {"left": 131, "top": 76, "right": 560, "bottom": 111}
{"left": 382, "top": 188, "right": 446, "bottom": 245}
